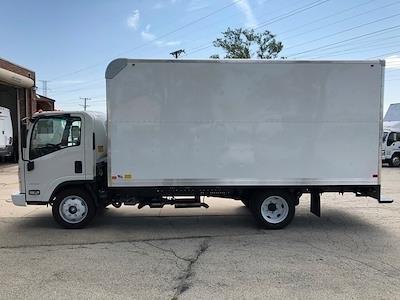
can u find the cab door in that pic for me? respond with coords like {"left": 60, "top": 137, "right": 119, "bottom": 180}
{"left": 24, "top": 114, "right": 86, "bottom": 203}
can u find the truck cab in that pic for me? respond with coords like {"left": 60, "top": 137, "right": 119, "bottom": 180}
{"left": 12, "top": 111, "right": 107, "bottom": 212}
{"left": 382, "top": 129, "right": 400, "bottom": 167}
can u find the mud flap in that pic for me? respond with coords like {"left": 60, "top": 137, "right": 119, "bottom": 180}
{"left": 310, "top": 192, "right": 320, "bottom": 217}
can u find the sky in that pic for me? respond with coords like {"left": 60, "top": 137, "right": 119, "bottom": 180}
{"left": 1, "top": 0, "right": 399, "bottom": 113}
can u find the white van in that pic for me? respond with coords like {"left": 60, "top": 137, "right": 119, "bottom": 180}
{"left": 0, "top": 106, "right": 14, "bottom": 159}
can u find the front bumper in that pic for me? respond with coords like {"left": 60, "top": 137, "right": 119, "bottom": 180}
{"left": 0, "top": 145, "right": 13, "bottom": 156}
{"left": 11, "top": 193, "right": 26, "bottom": 206}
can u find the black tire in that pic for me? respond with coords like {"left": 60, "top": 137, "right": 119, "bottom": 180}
{"left": 241, "top": 199, "right": 250, "bottom": 208}
{"left": 52, "top": 188, "right": 96, "bottom": 229}
{"left": 250, "top": 191, "right": 295, "bottom": 229}
{"left": 389, "top": 154, "right": 400, "bottom": 167}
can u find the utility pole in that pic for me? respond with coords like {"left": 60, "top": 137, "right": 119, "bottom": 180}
{"left": 38, "top": 80, "right": 49, "bottom": 96}
{"left": 170, "top": 49, "right": 185, "bottom": 59}
{"left": 80, "top": 97, "right": 91, "bottom": 111}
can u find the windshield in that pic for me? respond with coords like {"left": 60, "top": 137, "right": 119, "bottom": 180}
{"left": 30, "top": 116, "right": 81, "bottom": 159}
{"left": 383, "top": 131, "right": 389, "bottom": 143}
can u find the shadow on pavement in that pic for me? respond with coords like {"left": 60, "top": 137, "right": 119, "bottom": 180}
{"left": 7, "top": 206, "right": 390, "bottom": 242}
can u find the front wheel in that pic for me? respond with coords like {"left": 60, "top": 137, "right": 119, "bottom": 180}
{"left": 52, "top": 188, "right": 96, "bottom": 229}
{"left": 389, "top": 155, "right": 400, "bottom": 167}
{"left": 250, "top": 191, "right": 295, "bottom": 229}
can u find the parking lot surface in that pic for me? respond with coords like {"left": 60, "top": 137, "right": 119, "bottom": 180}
{"left": 0, "top": 163, "right": 399, "bottom": 299}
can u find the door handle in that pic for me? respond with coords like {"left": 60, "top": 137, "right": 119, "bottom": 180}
{"left": 27, "top": 161, "right": 34, "bottom": 171}
{"left": 75, "top": 161, "right": 83, "bottom": 173}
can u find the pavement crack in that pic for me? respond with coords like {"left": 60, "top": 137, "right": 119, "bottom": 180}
{"left": 173, "top": 238, "right": 210, "bottom": 298}
{"left": 143, "top": 241, "right": 191, "bottom": 262}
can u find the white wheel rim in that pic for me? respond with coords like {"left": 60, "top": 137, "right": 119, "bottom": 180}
{"left": 260, "top": 196, "right": 289, "bottom": 224}
{"left": 59, "top": 196, "right": 88, "bottom": 224}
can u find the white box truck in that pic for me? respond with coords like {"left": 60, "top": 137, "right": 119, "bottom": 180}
{"left": 382, "top": 103, "right": 400, "bottom": 167}
{"left": 382, "top": 123, "right": 400, "bottom": 167}
{"left": 12, "top": 59, "right": 392, "bottom": 229}
{"left": 0, "top": 106, "right": 14, "bottom": 159}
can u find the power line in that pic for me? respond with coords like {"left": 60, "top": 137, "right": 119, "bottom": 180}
{"left": 189, "top": 1, "right": 400, "bottom": 60}
{"left": 38, "top": 80, "right": 49, "bottom": 96}
{"left": 277, "top": 0, "right": 379, "bottom": 37}
{"left": 181, "top": 0, "right": 307, "bottom": 57}
{"left": 49, "top": 81, "right": 104, "bottom": 95}
{"left": 369, "top": 50, "right": 400, "bottom": 59}
{"left": 79, "top": 97, "right": 91, "bottom": 111}
{"left": 308, "top": 40, "right": 400, "bottom": 59}
{"left": 285, "top": 12, "right": 400, "bottom": 52}
{"left": 186, "top": 0, "right": 331, "bottom": 56}
{"left": 298, "top": 33, "right": 400, "bottom": 56}
{"left": 187, "top": 43, "right": 214, "bottom": 55}
{"left": 286, "top": 24, "right": 400, "bottom": 57}
{"left": 282, "top": 0, "right": 400, "bottom": 41}
{"left": 301, "top": 34, "right": 400, "bottom": 58}
{"left": 49, "top": 0, "right": 244, "bottom": 81}
{"left": 50, "top": 78, "right": 104, "bottom": 92}
{"left": 253, "top": 0, "right": 331, "bottom": 31}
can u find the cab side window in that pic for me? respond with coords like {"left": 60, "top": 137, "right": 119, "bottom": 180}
{"left": 387, "top": 132, "right": 400, "bottom": 146}
{"left": 30, "top": 116, "right": 82, "bottom": 159}
{"left": 387, "top": 133, "right": 395, "bottom": 146}
{"left": 68, "top": 120, "right": 81, "bottom": 146}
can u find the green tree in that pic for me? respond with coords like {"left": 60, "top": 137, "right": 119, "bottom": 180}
{"left": 211, "top": 27, "right": 283, "bottom": 59}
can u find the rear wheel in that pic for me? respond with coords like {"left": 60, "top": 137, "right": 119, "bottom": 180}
{"left": 52, "top": 188, "right": 96, "bottom": 229}
{"left": 250, "top": 191, "right": 295, "bottom": 229}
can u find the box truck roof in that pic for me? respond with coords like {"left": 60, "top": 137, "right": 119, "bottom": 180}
{"left": 105, "top": 58, "right": 385, "bottom": 79}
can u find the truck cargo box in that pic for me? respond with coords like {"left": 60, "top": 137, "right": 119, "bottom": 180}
{"left": 106, "top": 59, "right": 383, "bottom": 188}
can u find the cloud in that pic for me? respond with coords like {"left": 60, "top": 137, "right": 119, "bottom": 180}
{"left": 234, "top": 0, "right": 257, "bottom": 28}
{"left": 187, "top": 0, "right": 209, "bottom": 12}
{"left": 141, "top": 24, "right": 181, "bottom": 47}
{"left": 165, "top": 41, "right": 181, "bottom": 46}
{"left": 153, "top": 0, "right": 178, "bottom": 9}
{"left": 386, "top": 55, "right": 400, "bottom": 69}
{"left": 53, "top": 80, "right": 85, "bottom": 85}
{"left": 127, "top": 9, "right": 140, "bottom": 30}
{"left": 153, "top": 2, "right": 165, "bottom": 9}
{"left": 141, "top": 24, "right": 156, "bottom": 41}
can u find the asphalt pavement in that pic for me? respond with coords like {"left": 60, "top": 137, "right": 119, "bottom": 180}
{"left": 0, "top": 163, "right": 399, "bottom": 299}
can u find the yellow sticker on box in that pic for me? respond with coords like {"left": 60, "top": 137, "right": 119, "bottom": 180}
{"left": 124, "top": 173, "right": 133, "bottom": 181}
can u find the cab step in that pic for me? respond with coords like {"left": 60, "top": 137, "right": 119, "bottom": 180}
{"left": 175, "top": 202, "right": 209, "bottom": 208}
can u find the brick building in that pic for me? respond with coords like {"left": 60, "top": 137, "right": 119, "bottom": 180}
{"left": 0, "top": 57, "right": 55, "bottom": 159}
{"left": 36, "top": 94, "right": 55, "bottom": 111}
